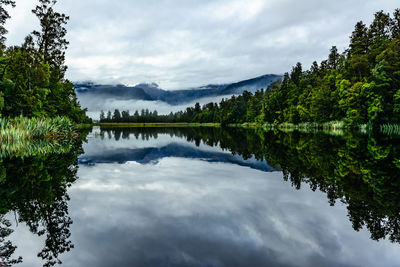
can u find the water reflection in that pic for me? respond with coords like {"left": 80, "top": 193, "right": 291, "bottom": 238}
{"left": 0, "top": 215, "right": 22, "bottom": 266}
{"left": 94, "top": 127, "right": 400, "bottom": 243}
{"left": 79, "top": 128, "right": 275, "bottom": 172}
{"left": 0, "top": 133, "right": 88, "bottom": 266}
{"left": 1, "top": 126, "right": 400, "bottom": 266}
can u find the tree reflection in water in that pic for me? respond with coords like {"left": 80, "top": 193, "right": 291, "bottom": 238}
{"left": 0, "top": 130, "right": 89, "bottom": 266}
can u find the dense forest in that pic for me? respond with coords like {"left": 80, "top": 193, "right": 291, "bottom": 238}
{"left": 102, "top": 10, "right": 400, "bottom": 128}
{"left": 0, "top": 0, "right": 90, "bottom": 123}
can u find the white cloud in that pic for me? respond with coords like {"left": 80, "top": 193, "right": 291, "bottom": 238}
{"left": 4, "top": 0, "right": 400, "bottom": 89}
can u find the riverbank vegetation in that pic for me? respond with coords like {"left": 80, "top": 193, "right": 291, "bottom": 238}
{"left": 0, "top": 0, "right": 90, "bottom": 142}
{"left": 0, "top": 116, "right": 72, "bottom": 141}
{"left": 0, "top": 116, "right": 92, "bottom": 158}
{"left": 101, "top": 9, "right": 400, "bottom": 130}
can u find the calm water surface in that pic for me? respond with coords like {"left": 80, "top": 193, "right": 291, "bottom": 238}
{"left": 1, "top": 127, "right": 400, "bottom": 267}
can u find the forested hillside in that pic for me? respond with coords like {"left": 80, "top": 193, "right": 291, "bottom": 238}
{"left": 0, "top": 0, "right": 90, "bottom": 123}
{"left": 102, "top": 10, "right": 400, "bottom": 128}
{"left": 262, "top": 9, "right": 400, "bottom": 127}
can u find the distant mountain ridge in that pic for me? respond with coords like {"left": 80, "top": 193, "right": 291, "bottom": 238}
{"left": 75, "top": 74, "right": 281, "bottom": 105}
{"left": 78, "top": 143, "right": 276, "bottom": 172}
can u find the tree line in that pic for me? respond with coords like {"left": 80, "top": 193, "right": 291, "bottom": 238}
{"left": 102, "top": 10, "right": 400, "bottom": 127}
{"left": 0, "top": 0, "right": 91, "bottom": 123}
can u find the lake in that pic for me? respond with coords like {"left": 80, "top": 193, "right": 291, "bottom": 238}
{"left": 1, "top": 127, "right": 400, "bottom": 267}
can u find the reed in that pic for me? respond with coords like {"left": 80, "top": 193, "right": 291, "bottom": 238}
{"left": 0, "top": 116, "right": 77, "bottom": 158}
{"left": 0, "top": 116, "right": 73, "bottom": 142}
{"left": 0, "top": 138, "right": 73, "bottom": 158}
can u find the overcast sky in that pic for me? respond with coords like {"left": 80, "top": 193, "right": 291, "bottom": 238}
{"left": 4, "top": 0, "right": 399, "bottom": 90}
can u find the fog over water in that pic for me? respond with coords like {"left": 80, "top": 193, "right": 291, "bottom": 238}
{"left": 79, "top": 94, "right": 230, "bottom": 119}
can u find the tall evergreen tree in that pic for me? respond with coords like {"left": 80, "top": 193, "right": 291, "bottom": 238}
{"left": 112, "top": 109, "right": 121, "bottom": 121}
{"left": 369, "top": 11, "right": 391, "bottom": 41}
{"left": 349, "top": 21, "right": 369, "bottom": 55}
{"left": 328, "top": 46, "right": 340, "bottom": 69}
{"left": 0, "top": 0, "right": 15, "bottom": 47}
{"left": 99, "top": 110, "right": 105, "bottom": 121}
{"left": 32, "top": 0, "right": 69, "bottom": 81}
{"left": 392, "top": 9, "right": 400, "bottom": 39}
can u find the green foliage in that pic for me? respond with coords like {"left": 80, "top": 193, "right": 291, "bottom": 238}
{"left": 0, "top": 90, "right": 3, "bottom": 115}
{"left": 32, "top": 0, "right": 69, "bottom": 81}
{"left": 0, "top": 116, "right": 73, "bottom": 143}
{"left": 0, "top": 0, "right": 90, "bottom": 124}
{"left": 0, "top": 0, "right": 15, "bottom": 46}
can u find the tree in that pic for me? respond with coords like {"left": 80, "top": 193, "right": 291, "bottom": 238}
{"left": 0, "top": 0, "right": 15, "bottom": 47}
{"left": 349, "top": 21, "right": 369, "bottom": 55}
{"left": 368, "top": 10, "right": 391, "bottom": 63}
{"left": 369, "top": 11, "right": 391, "bottom": 42}
{"left": 112, "top": 109, "right": 121, "bottom": 121}
{"left": 290, "top": 62, "right": 302, "bottom": 86}
{"left": 391, "top": 9, "right": 400, "bottom": 39}
{"left": 310, "top": 61, "right": 319, "bottom": 74}
{"left": 328, "top": 46, "right": 340, "bottom": 69}
{"left": 32, "top": 0, "right": 69, "bottom": 80}
{"left": 194, "top": 102, "right": 201, "bottom": 113}
{"left": 121, "top": 110, "right": 130, "bottom": 122}
{"left": 0, "top": 0, "right": 90, "bottom": 123}
{"left": 99, "top": 110, "right": 105, "bottom": 122}
{"left": 1, "top": 46, "right": 50, "bottom": 117}
{"left": 133, "top": 110, "right": 139, "bottom": 122}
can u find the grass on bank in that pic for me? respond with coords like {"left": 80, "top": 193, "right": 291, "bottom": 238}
{"left": 0, "top": 116, "right": 80, "bottom": 158}
{"left": 0, "top": 116, "right": 73, "bottom": 141}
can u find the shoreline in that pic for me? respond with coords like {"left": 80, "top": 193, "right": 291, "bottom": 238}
{"left": 94, "top": 122, "right": 221, "bottom": 127}
{"left": 94, "top": 121, "right": 400, "bottom": 135}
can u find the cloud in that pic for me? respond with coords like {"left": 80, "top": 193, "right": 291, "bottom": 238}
{"left": 4, "top": 0, "right": 400, "bottom": 89}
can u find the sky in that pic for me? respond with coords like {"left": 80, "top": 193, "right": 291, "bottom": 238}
{"left": 4, "top": 0, "right": 400, "bottom": 90}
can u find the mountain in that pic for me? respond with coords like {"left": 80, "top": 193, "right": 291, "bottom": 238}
{"left": 75, "top": 74, "right": 281, "bottom": 105}
{"left": 78, "top": 143, "right": 276, "bottom": 172}
{"left": 75, "top": 83, "right": 153, "bottom": 100}
{"left": 219, "top": 75, "right": 280, "bottom": 94}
